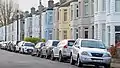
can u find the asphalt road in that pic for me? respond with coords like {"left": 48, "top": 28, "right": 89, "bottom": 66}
{"left": 0, "top": 49, "right": 99, "bottom": 68}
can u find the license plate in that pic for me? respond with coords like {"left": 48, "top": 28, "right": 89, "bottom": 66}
{"left": 93, "top": 60, "right": 103, "bottom": 62}
{"left": 29, "top": 50, "right": 32, "bottom": 52}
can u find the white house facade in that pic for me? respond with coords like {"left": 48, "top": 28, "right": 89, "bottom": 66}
{"left": 32, "top": 15, "right": 40, "bottom": 38}
{"left": 41, "top": 12, "right": 46, "bottom": 39}
{"left": 53, "top": 7, "right": 59, "bottom": 40}
{"left": 78, "top": 0, "right": 94, "bottom": 39}
{"left": 94, "top": 0, "right": 106, "bottom": 44}
{"left": 106, "top": 0, "right": 120, "bottom": 46}
{"left": 94, "top": 0, "right": 120, "bottom": 47}
{"left": 70, "top": 2, "right": 79, "bottom": 39}
{"left": 0, "top": 26, "right": 5, "bottom": 41}
{"left": 24, "top": 17, "right": 32, "bottom": 38}
{"left": 0, "top": 19, "right": 22, "bottom": 41}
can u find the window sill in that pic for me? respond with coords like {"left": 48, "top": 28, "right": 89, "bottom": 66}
{"left": 114, "top": 12, "right": 120, "bottom": 15}
{"left": 83, "top": 16, "right": 89, "bottom": 18}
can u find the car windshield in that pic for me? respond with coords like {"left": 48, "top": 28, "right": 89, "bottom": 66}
{"left": 68, "top": 40, "right": 75, "bottom": 46}
{"left": 24, "top": 43, "right": 34, "bottom": 47}
{"left": 81, "top": 40, "right": 106, "bottom": 49}
{"left": 52, "top": 41, "right": 59, "bottom": 46}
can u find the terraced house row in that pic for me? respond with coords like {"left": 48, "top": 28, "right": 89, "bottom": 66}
{"left": 0, "top": 0, "right": 120, "bottom": 47}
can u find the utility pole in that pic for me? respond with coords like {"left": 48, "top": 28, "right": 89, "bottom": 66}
{"left": 39, "top": 0, "right": 42, "bottom": 41}
{"left": 5, "top": 20, "right": 7, "bottom": 41}
{"left": 17, "top": 10, "right": 19, "bottom": 41}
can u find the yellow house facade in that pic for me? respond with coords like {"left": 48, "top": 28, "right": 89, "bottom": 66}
{"left": 58, "top": 7, "right": 71, "bottom": 40}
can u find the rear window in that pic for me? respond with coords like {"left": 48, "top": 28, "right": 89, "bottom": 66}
{"left": 68, "top": 40, "right": 75, "bottom": 46}
{"left": 24, "top": 43, "right": 35, "bottom": 47}
{"left": 52, "top": 41, "right": 59, "bottom": 46}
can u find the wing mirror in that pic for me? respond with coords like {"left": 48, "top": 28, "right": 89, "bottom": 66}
{"left": 76, "top": 46, "right": 80, "bottom": 49}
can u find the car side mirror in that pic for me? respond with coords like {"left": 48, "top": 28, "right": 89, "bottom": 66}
{"left": 77, "top": 46, "right": 80, "bottom": 49}
{"left": 75, "top": 46, "right": 80, "bottom": 49}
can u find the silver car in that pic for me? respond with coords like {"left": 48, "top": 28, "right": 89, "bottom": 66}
{"left": 51, "top": 39, "right": 75, "bottom": 61}
{"left": 70, "top": 39, "right": 111, "bottom": 68}
{"left": 40, "top": 40, "right": 60, "bottom": 59}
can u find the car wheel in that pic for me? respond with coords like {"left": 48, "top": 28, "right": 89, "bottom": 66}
{"left": 36, "top": 52, "right": 40, "bottom": 57}
{"left": 51, "top": 51, "right": 55, "bottom": 61}
{"left": 40, "top": 51, "right": 44, "bottom": 58}
{"left": 70, "top": 55, "right": 75, "bottom": 65}
{"left": 104, "top": 64, "right": 111, "bottom": 68}
{"left": 19, "top": 48, "right": 21, "bottom": 53}
{"left": 19, "top": 49, "right": 22, "bottom": 54}
{"left": 59, "top": 52, "right": 63, "bottom": 62}
{"left": 31, "top": 52, "right": 35, "bottom": 56}
{"left": 45, "top": 52, "right": 49, "bottom": 59}
{"left": 22, "top": 49, "right": 25, "bottom": 54}
{"left": 77, "top": 56, "right": 82, "bottom": 67}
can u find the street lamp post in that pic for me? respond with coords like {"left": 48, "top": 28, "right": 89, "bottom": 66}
{"left": 17, "top": 10, "right": 19, "bottom": 41}
{"left": 39, "top": 0, "right": 42, "bottom": 41}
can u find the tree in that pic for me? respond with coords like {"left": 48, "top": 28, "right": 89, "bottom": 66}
{"left": 0, "top": 0, "right": 18, "bottom": 41}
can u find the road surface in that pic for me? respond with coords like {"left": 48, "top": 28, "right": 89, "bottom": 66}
{"left": 0, "top": 49, "right": 97, "bottom": 68}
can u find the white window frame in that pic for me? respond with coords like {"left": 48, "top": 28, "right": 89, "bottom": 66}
{"left": 102, "top": 0, "right": 106, "bottom": 11}
{"left": 84, "top": 1, "right": 89, "bottom": 16}
{"left": 79, "top": 2, "right": 81, "bottom": 18}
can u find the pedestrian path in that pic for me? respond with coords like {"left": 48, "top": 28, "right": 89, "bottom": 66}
{"left": 111, "top": 58, "right": 120, "bottom": 68}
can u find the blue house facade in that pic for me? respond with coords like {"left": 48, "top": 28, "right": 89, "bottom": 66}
{"left": 44, "top": 9, "right": 54, "bottom": 40}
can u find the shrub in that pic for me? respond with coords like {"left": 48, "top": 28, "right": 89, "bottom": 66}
{"left": 41, "top": 38, "right": 46, "bottom": 42}
{"left": 24, "top": 37, "right": 40, "bottom": 44}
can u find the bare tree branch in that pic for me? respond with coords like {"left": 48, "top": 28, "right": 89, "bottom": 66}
{"left": 0, "top": 0, "right": 18, "bottom": 25}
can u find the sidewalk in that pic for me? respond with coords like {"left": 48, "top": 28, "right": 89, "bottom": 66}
{"left": 111, "top": 63, "right": 120, "bottom": 68}
{"left": 111, "top": 58, "right": 120, "bottom": 68}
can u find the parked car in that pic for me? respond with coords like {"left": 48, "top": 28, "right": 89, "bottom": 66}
{"left": 19, "top": 42, "right": 35, "bottom": 54}
{"left": 70, "top": 39, "right": 111, "bottom": 68}
{"left": 40, "top": 40, "right": 60, "bottom": 59}
{"left": 1, "top": 41, "right": 8, "bottom": 50}
{"left": 31, "top": 42, "right": 45, "bottom": 57}
{"left": 5, "top": 41, "right": 10, "bottom": 50}
{"left": 6, "top": 41, "right": 13, "bottom": 51}
{"left": 16, "top": 41, "right": 25, "bottom": 52}
{"left": 0, "top": 42, "right": 3, "bottom": 48}
{"left": 11, "top": 41, "right": 21, "bottom": 52}
{"left": 51, "top": 39, "right": 75, "bottom": 61}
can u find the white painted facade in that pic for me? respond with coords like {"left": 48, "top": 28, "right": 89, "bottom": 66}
{"left": 41, "top": 12, "right": 46, "bottom": 39}
{"left": 94, "top": 0, "right": 106, "bottom": 44}
{"left": 32, "top": 15, "right": 40, "bottom": 37}
{"left": 70, "top": 2, "right": 79, "bottom": 39}
{"left": 24, "top": 17, "right": 32, "bottom": 38}
{"left": 0, "top": 20, "right": 21, "bottom": 41}
{"left": 78, "top": 0, "right": 94, "bottom": 39}
{"left": 0, "top": 26, "right": 5, "bottom": 41}
{"left": 53, "top": 7, "right": 59, "bottom": 40}
{"left": 94, "top": 0, "right": 120, "bottom": 47}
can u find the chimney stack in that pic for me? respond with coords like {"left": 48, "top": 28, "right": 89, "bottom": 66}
{"left": 48, "top": 0, "right": 54, "bottom": 9}
{"left": 31, "top": 7, "right": 35, "bottom": 14}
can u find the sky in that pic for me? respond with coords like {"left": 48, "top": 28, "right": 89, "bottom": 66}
{"left": 18, "top": 0, "right": 59, "bottom": 11}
